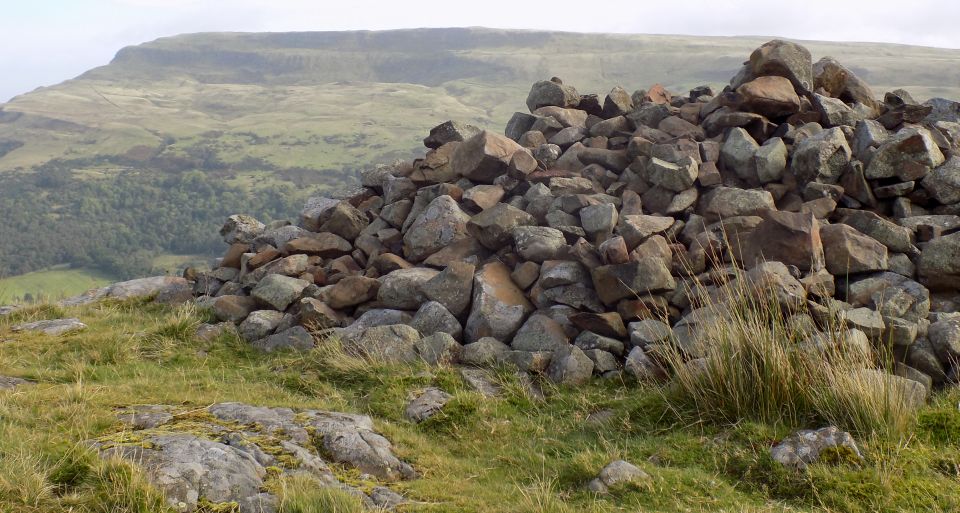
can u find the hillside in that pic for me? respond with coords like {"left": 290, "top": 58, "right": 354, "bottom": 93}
{"left": 2, "top": 28, "right": 960, "bottom": 285}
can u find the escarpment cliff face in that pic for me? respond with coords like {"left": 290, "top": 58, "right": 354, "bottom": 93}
{"left": 192, "top": 38, "right": 960, "bottom": 395}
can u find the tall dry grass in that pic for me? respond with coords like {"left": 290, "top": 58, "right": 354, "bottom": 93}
{"left": 660, "top": 260, "right": 919, "bottom": 438}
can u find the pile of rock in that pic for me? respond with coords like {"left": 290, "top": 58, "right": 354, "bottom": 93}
{"left": 191, "top": 39, "right": 960, "bottom": 392}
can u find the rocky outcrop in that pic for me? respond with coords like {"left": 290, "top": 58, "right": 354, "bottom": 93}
{"left": 93, "top": 402, "right": 414, "bottom": 513}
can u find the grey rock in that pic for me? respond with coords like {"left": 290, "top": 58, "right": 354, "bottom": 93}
{"left": 512, "top": 226, "right": 566, "bottom": 262}
{"left": 820, "top": 224, "right": 888, "bottom": 275}
{"left": 755, "top": 137, "right": 788, "bottom": 183}
{"left": 414, "top": 332, "right": 462, "bottom": 365}
{"left": 511, "top": 314, "right": 569, "bottom": 351}
{"left": 468, "top": 203, "right": 536, "bottom": 250}
{"left": 341, "top": 325, "right": 420, "bottom": 363}
{"left": 402, "top": 195, "right": 471, "bottom": 262}
{"left": 584, "top": 349, "right": 619, "bottom": 373}
{"left": 918, "top": 232, "right": 960, "bottom": 290}
{"left": 628, "top": 319, "right": 672, "bottom": 347}
{"left": 11, "top": 318, "right": 86, "bottom": 336}
{"left": 526, "top": 80, "right": 580, "bottom": 112}
{"left": 0, "top": 376, "right": 34, "bottom": 390}
{"left": 927, "top": 318, "right": 960, "bottom": 363}
{"left": 423, "top": 120, "right": 481, "bottom": 149}
{"left": 538, "top": 260, "right": 589, "bottom": 288}
{"left": 465, "top": 262, "right": 534, "bottom": 343}
{"left": 116, "top": 405, "right": 174, "bottom": 430}
{"left": 721, "top": 127, "right": 759, "bottom": 182}
{"left": 865, "top": 127, "right": 944, "bottom": 181}
{"left": 574, "top": 331, "right": 625, "bottom": 356}
{"left": 405, "top": 387, "right": 452, "bottom": 423}
{"left": 421, "top": 261, "right": 475, "bottom": 317}
{"left": 238, "top": 310, "right": 285, "bottom": 342}
{"left": 749, "top": 39, "right": 814, "bottom": 93}
{"left": 252, "top": 326, "right": 314, "bottom": 352}
{"left": 591, "top": 259, "right": 676, "bottom": 305}
{"left": 580, "top": 203, "right": 619, "bottom": 238}
{"left": 770, "top": 426, "right": 862, "bottom": 470}
{"left": 251, "top": 274, "right": 309, "bottom": 311}
{"left": 624, "top": 346, "right": 668, "bottom": 381}
{"left": 791, "top": 127, "right": 851, "bottom": 184}
{"left": 410, "top": 301, "right": 462, "bottom": 341}
{"left": 461, "top": 337, "right": 510, "bottom": 366}
{"left": 921, "top": 156, "right": 960, "bottom": 205}
{"left": 587, "top": 460, "right": 651, "bottom": 494}
{"left": 700, "top": 187, "right": 776, "bottom": 221}
{"left": 377, "top": 267, "right": 439, "bottom": 310}
{"left": 459, "top": 367, "right": 502, "bottom": 397}
{"left": 220, "top": 214, "right": 265, "bottom": 244}
{"left": 546, "top": 345, "right": 594, "bottom": 385}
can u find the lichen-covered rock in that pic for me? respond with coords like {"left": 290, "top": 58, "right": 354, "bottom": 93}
{"left": 586, "top": 460, "right": 651, "bottom": 493}
{"left": 404, "top": 387, "right": 452, "bottom": 423}
{"left": 341, "top": 324, "right": 420, "bottom": 363}
{"left": 465, "top": 261, "right": 534, "bottom": 343}
{"left": 11, "top": 318, "right": 86, "bottom": 336}
{"left": 402, "top": 195, "right": 471, "bottom": 261}
{"left": 771, "top": 426, "right": 862, "bottom": 470}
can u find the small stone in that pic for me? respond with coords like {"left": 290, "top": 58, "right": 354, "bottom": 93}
{"left": 11, "top": 318, "right": 86, "bottom": 336}
{"left": 546, "top": 345, "right": 594, "bottom": 385}
{"left": 415, "top": 332, "right": 462, "bottom": 365}
{"left": 405, "top": 388, "right": 453, "bottom": 423}
{"left": 771, "top": 426, "right": 862, "bottom": 470}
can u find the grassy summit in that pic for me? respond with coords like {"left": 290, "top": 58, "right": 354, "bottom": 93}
{"left": 0, "top": 294, "right": 959, "bottom": 512}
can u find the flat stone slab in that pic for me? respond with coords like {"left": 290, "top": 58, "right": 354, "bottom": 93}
{"left": 0, "top": 306, "right": 17, "bottom": 316}
{"left": 59, "top": 276, "right": 190, "bottom": 307}
{"left": 0, "top": 376, "right": 34, "bottom": 390}
{"left": 93, "top": 402, "right": 415, "bottom": 513}
{"left": 11, "top": 318, "right": 86, "bottom": 336}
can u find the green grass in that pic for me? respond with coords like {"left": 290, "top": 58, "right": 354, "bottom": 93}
{"left": 0, "top": 299, "right": 959, "bottom": 512}
{"left": 0, "top": 266, "right": 116, "bottom": 304}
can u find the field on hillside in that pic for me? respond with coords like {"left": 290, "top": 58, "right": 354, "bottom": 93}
{"left": 0, "top": 267, "right": 115, "bottom": 304}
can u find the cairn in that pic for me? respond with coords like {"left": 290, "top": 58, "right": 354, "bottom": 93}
{"left": 191, "top": 39, "right": 960, "bottom": 393}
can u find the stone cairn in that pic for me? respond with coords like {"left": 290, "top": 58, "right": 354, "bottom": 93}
{"left": 191, "top": 39, "right": 960, "bottom": 392}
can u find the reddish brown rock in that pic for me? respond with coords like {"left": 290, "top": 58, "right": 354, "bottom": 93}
{"left": 464, "top": 261, "right": 534, "bottom": 343}
{"left": 323, "top": 275, "right": 381, "bottom": 309}
{"left": 736, "top": 76, "right": 801, "bottom": 118}
{"left": 283, "top": 234, "right": 352, "bottom": 258}
{"left": 570, "top": 312, "right": 628, "bottom": 338}
{"left": 743, "top": 211, "right": 824, "bottom": 272}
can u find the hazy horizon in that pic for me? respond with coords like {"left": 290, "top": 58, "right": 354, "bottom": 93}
{"left": 2, "top": 0, "right": 960, "bottom": 102}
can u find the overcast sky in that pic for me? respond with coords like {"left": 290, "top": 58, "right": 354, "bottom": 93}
{"left": 2, "top": 0, "right": 959, "bottom": 102}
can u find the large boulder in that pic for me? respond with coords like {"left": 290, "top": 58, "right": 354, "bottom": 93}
{"left": 736, "top": 75, "right": 801, "bottom": 118}
{"left": 921, "top": 157, "right": 960, "bottom": 205}
{"left": 865, "top": 127, "right": 945, "bottom": 181}
{"left": 464, "top": 262, "right": 534, "bottom": 343}
{"left": 743, "top": 210, "right": 823, "bottom": 271}
{"left": 700, "top": 187, "right": 775, "bottom": 221}
{"left": 791, "top": 127, "right": 851, "bottom": 184}
{"left": 423, "top": 120, "right": 481, "bottom": 149}
{"left": 591, "top": 259, "right": 676, "bottom": 305}
{"left": 402, "top": 195, "right": 471, "bottom": 262}
{"left": 917, "top": 232, "right": 960, "bottom": 290}
{"left": 452, "top": 131, "right": 529, "bottom": 183}
{"left": 341, "top": 325, "right": 420, "bottom": 363}
{"left": 377, "top": 268, "right": 439, "bottom": 310}
{"left": 748, "top": 39, "right": 814, "bottom": 94}
{"left": 468, "top": 203, "right": 536, "bottom": 250}
{"left": 820, "top": 224, "right": 888, "bottom": 275}
{"left": 526, "top": 80, "right": 580, "bottom": 112}
{"left": 250, "top": 275, "right": 309, "bottom": 311}
{"left": 421, "top": 261, "right": 475, "bottom": 316}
